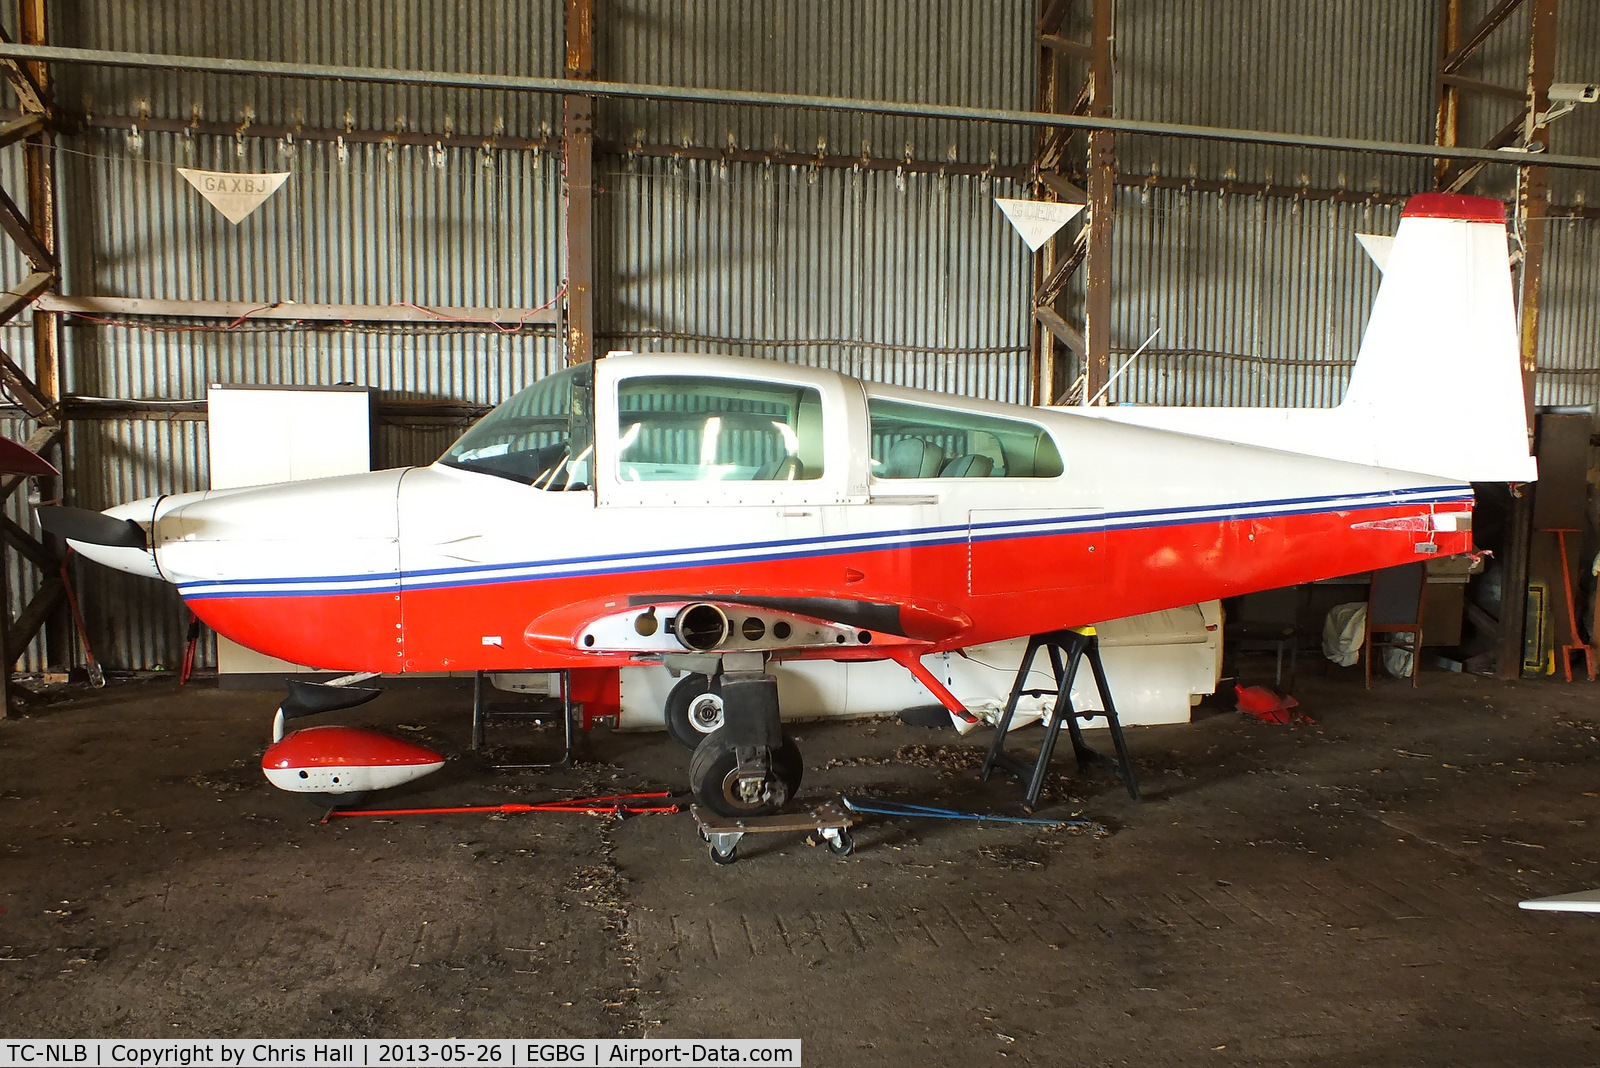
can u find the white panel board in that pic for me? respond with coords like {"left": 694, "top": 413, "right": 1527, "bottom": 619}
{"left": 207, "top": 386, "right": 373, "bottom": 673}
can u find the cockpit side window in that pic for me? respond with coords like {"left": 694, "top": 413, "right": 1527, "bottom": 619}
{"left": 616, "top": 376, "right": 825, "bottom": 482}
{"left": 868, "top": 397, "right": 1064, "bottom": 479}
{"left": 438, "top": 363, "right": 595, "bottom": 489}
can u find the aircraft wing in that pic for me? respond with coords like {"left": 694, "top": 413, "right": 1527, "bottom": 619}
{"left": 1518, "top": 890, "right": 1600, "bottom": 914}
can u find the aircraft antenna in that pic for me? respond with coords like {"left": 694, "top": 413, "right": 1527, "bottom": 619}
{"left": 1084, "top": 327, "right": 1161, "bottom": 407}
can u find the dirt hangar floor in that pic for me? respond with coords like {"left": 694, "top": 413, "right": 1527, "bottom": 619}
{"left": 2, "top": 667, "right": 1599, "bottom": 1066}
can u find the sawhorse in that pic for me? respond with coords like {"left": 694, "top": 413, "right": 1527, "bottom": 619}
{"left": 980, "top": 627, "right": 1140, "bottom": 810}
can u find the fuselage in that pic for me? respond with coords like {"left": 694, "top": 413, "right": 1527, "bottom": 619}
{"left": 75, "top": 354, "right": 1473, "bottom": 673}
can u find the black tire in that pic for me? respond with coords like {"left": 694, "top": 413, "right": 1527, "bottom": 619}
{"left": 827, "top": 829, "right": 855, "bottom": 856}
{"left": 710, "top": 843, "right": 739, "bottom": 865}
{"left": 665, "top": 675, "right": 725, "bottom": 750}
{"left": 689, "top": 728, "right": 804, "bottom": 818}
{"left": 897, "top": 704, "right": 954, "bottom": 729}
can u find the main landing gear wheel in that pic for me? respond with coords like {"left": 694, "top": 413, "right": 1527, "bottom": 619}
{"left": 665, "top": 674, "right": 725, "bottom": 750}
{"left": 689, "top": 727, "right": 804, "bottom": 819}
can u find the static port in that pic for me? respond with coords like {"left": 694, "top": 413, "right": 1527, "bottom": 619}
{"left": 742, "top": 617, "right": 767, "bottom": 641}
{"left": 858, "top": 630, "right": 872, "bottom": 644}
{"left": 676, "top": 603, "right": 731, "bottom": 651}
{"left": 583, "top": 633, "right": 595, "bottom": 647}
{"left": 773, "top": 621, "right": 792, "bottom": 640}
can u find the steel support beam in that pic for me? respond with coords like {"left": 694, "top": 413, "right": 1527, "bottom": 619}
{"left": 3, "top": 43, "right": 1599, "bottom": 172}
{"left": 1434, "top": 0, "right": 1462, "bottom": 190}
{"left": 1495, "top": 0, "right": 1557, "bottom": 682}
{"left": 1082, "top": 0, "right": 1114, "bottom": 406}
{"left": 563, "top": 0, "right": 595, "bottom": 366}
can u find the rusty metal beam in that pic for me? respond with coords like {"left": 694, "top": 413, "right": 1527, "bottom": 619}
{"left": 1035, "top": 228, "right": 1089, "bottom": 306}
{"left": 1040, "top": 34, "right": 1092, "bottom": 60}
{"left": 1083, "top": 0, "right": 1114, "bottom": 405}
{"left": 1440, "top": 73, "right": 1524, "bottom": 100}
{"left": 1439, "top": 112, "right": 1525, "bottom": 193}
{"left": 1496, "top": 0, "right": 1556, "bottom": 683}
{"left": 0, "top": 343, "right": 51, "bottom": 419}
{"left": 5, "top": 575, "right": 61, "bottom": 666}
{"left": 0, "top": 182, "right": 51, "bottom": 270}
{"left": 0, "top": 269, "right": 51, "bottom": 325}
{"left": 1038, "top": 0, "right": 1070, "bottom": 35}
{"left": 1, "top": 514, "right": 51, "bottom": 571}
{"left": 1034, "top": 306, "right": 1085, "bottom": 359}
{"left": 563, "top": 0, "right": 595, "bottom": 367}
{"left": 7, "top": 43, "right": 1600, "bottom": 172}
{"left": 1442, "top": 0, "right": 1527, "bottom": 75}
{"left": 1434, "top": 0, "right": 1462, "bottom": 189}
{"left": 37, "top": 294, "right": 557, "bottom": 326}
{"left": 0, "top": 110, "right": 40, "bottom": 146}
{"left": 0, "top": 26, "right": 43, "bottom": 112}
{"left": 1038, "top": 171, "right": 1088, "bottom": 202}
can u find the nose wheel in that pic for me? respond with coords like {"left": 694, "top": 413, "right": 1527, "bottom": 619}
{"left": 689, "top": 727, "right": 804, "bottom": 819}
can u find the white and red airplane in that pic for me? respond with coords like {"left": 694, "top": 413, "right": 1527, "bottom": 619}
{"left": 43, "top": 192, "right": 1534, "bottom": 816}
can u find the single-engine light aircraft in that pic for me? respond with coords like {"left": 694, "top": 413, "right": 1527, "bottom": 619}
{"left": 44, "top": 192, "right": 1535, "bottom": 817}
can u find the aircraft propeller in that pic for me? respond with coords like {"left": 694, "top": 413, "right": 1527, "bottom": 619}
{"left": 36, "top": 506, "right": 148, "bottom": 550}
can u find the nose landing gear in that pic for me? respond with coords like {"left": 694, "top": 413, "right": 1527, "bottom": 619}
{"left": 680, "top": 668, "right": 802, "bottom": 820}
{"left": 688, "top": 727, "right": 803, "bottom": 818}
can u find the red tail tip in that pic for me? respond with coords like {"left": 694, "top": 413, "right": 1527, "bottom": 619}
{"left": 1400, "top": 193, "right": 1505, "bottom": 223}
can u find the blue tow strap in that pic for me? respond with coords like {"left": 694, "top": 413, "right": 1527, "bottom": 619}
{"left": 840, "top": 795, "right": 1089, "bottom": 828}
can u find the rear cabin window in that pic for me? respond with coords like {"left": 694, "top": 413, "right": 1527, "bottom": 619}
{"left": 868, "top": 398, "right": 1064, "bottom": 479}
{"left": 616, "top": 376, "right": 825, "bottom": 482}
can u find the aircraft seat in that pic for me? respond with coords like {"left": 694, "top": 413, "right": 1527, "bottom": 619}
{"left": 755, "top": 456, "right": 803, "bottom": 480}
{"left": 939, "top": 454, "right": 994, "bottom": 478}
{"left": 884, "top": 438, "right": 945, "bottom": 478}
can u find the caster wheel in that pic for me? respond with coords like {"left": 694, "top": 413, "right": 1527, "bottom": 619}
{"left": 827, "top": 829, "right": 855, "bottom": 856}
{"left": 710, "top": 844, "right": 738, "bottom": 866}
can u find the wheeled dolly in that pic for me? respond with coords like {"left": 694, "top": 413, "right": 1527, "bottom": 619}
{"left": 690, "top": 800, "right": 856, "bottom": 865}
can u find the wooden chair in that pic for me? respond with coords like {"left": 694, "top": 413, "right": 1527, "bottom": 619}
{"left": 1364, "top": 563, "right": 1427, "bottom": 688}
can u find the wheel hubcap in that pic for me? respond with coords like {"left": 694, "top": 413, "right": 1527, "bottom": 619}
{"left": 719, "top": 768, "right": 775, "bottom": 811}
{"left": 688, "top": 693, "right": 725, "bottom": 733}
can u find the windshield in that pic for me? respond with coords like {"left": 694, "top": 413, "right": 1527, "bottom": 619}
{"left": 439, "top": 363, "right": 594, "bottom": 488}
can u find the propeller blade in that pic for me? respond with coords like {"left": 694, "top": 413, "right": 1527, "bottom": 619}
{"left": 37, "top": 506, "right": 148, "bottom": 550}
{"left": 279, "top": 679, "right": 384, "bottom": 722}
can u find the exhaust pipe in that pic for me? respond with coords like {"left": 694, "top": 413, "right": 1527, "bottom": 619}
{"left": 674, "top": 603, "right": 730, "bottom": 651}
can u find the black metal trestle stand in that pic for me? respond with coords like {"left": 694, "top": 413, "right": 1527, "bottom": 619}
{"left": 471, "top": 670, "right": 574, "bottom": 770}
{"left": 980, "top": 628, "right": 1140, "bottom": 810}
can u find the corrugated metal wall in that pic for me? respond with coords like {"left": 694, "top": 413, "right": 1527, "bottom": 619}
{"left": 0, "top": 1, "right": 1593, "bottom": 670}
{"left": 1106, "top": 189, "right": 1395, "bottom": 407}
{"left": 599, "top": 0, "right": 1031, "bottom": 166}
{"left": 1115, "top": 0, "right": 1438, "bottom": 192}
{"left": 598, "top": 157, "right": 1034, "bottom": 402}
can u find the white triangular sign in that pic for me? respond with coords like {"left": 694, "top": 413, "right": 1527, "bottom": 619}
{"left": 996, "top": 197, "right": 1085, "bottom": 251}
{"left": 177, "top": 167, "right": 291, "bottom": 225}
{"left": 1355, "top": 233, "right": 1394, "bottom": 274}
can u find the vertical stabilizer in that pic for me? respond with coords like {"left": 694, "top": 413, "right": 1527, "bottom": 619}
{"left": 1338, "top": 194, "right": 1535, "bottom": 482}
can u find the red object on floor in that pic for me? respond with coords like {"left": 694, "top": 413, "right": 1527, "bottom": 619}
{"left": 1234, "top": 683, "right": 1314, "bottom": 724}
